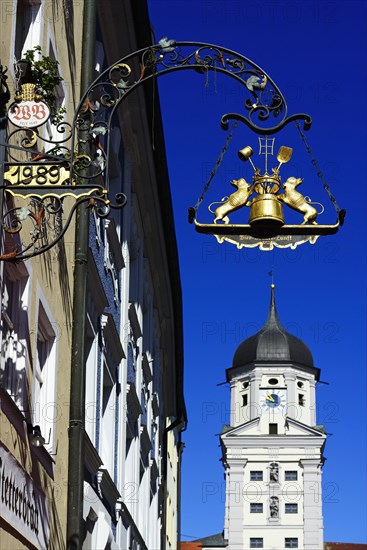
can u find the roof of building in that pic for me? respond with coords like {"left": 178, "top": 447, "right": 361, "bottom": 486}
{"left": 324, "top": 544, "right": 367, "bottom": 549}
{"left": 232, "top": 285, "right": 314, "bottom": 369}
{"left": 324, "top": 542, "right": 367, "bottom": 550}
{"left": 192, "top": 532, "right": 226, "bottom": 547}
{"left": 181, "top": 543, "right": 367, "bottom": 550}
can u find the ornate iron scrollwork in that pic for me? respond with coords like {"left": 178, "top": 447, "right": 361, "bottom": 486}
{"left": 1, "top": 41, "right": 314, "bottom": 260}
{"left": 70, "top": 41, "right": 312, "bottom": 193}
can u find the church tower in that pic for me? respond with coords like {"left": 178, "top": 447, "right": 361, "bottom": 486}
{"left": 221, "top": 285, "right": 326, "bottom": 550}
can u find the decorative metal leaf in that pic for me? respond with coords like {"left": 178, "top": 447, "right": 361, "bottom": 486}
{"left": 158, "top": 37, "right": 176, "bottom": 52}
{"left": 90, "top": 125, "right": 107, "bottom": 137}
{"left": 246, "top": 76, "right": 260, "bottom": 91}
{"left": 116, "top": 79, "right": 130, "bottom": 90}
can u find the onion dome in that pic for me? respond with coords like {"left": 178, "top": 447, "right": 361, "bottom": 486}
{"left": 232, "top": 284, "right": 314, "bottom": 368}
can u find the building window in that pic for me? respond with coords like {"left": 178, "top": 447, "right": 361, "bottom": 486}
{"left": 99, "top": 313, "right": 123, "bottom": 478}
{"left": 143, "top": 286, "right": 153, "bottom": 356}
{"left": 127, "top": 340, "right": 137, "bottom": 384}
{"left": 33, "top": 301, "right": 57, "bottom": 451}
{"left": 85, "top": 313, "right": 98, "bottom": 444}
{"left": 0, "top": 266, "right": 29, "bottom": 408}
{"left": 129, "top": 227, "right": 142, "bottom": 304}
{"left": 285, "top": 471, "right": 298, "bottom": 481}
{"left": 285, "top": 538, "right": 298, "bottom": 548}
{"left": 285, "top": 503, "right": 298, "bottom": 514}
{"left": 242, "top": 394, "right": 248, "bottom": 406}
{"left": 100, "top": 359, "right": 115, "bottom": 470}
{"left": 250, "top": 538, "right": 263, "bottom": 548}
{"left": 14, "top": 0, "right": 42, "bottom": 60}
{"left": 269, "top": 423, "right": 278, "bottom": 434}
{"left": 250, "top": 503, "right": 263, "bottom": 513}
{"left": 141, "top": 386, "right": 148, "bottom": 426}
{"left": 298, "top": 394, "right": 305, "bottom": 406}
{"left": 152, "top": 336, "right": 161, "bottom": 395}
{"left": 250, "top": 471, "right": 263, "bottom": 481}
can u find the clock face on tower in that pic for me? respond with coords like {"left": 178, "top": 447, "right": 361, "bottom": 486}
{"left": 260, "top": 389, "right": 287, "bottom": 411}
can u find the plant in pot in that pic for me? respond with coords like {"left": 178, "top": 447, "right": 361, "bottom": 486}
{"left": 16, "top": 45, "right": 65, "bottom": 125}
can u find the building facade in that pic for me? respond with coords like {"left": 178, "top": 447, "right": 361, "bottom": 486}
{"left": 181, "top": 540, "right": 367, "bottom": 550}
{"left": 1, "top": 1, "right": 185, "bottom": 549}
{"left": 1, "top": 1, "right": 84, "bottom": 547}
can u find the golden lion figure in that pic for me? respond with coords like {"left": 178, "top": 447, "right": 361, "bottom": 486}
{"left": 278, "top": 177, "right": 323, "bottom": 224}
{"left": 210, "top": 178, "right": 252, "bottom": 224}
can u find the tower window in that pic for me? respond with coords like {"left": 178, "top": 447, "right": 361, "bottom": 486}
{"left": 242, "top": 394, "right": 248, "bottom": 406}
{"left": 250, "top": 538, "right": 263, "bottom": 548}
{"left": 297, "top": 381, "right": 304, "bottom": 388}
{"left": 285, "top": 471, "right": 298, "bottom": 481}
{"left": 243, "top": 380, "right": 249, "bottom": 389}
{"left": 268, "top": 378, "right": 278, "bottom": 385}
{"left": 285, "top": 538, "right": 298, "bottom": 548}
{"left": 285, "top": 503, "right": 298, "bottom": 514}
{"left": 250, "top": 471, "right": 263, "bottom": 481}
{"left": 250, "top": 503, "right": 263, "bottom": 513}
{"left": 269, "top": 423, "right": 278, "bottom": 434}
{"left": 298, "top": 394, "right": 305, "bottom": 406}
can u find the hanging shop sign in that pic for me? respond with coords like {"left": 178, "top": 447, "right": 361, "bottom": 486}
{"left": 0, "top": 444, "right": 50, "bottom": 549}
{"left": 191, "top": 134, "right": 344, "bottom": 250}
{"left": 8, "top": 99, "right": 50, "bottom": 128}
{"left": 8, "top": 83, "right": 51, "bottom": 128}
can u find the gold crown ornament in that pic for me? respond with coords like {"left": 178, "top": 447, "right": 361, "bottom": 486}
{"left": 15, "top": 83, "right": 43, "bottom": 103}
{"left": 252, "top": 168, "right": 281, "bottom": 195}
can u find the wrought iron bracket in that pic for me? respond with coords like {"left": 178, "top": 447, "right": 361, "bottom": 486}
{"left": 0, "top": 41, "right": 313, "bottom": 260}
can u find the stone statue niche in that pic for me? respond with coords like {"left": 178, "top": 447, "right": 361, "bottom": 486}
{"left": 269, "top": 462, "right": 279, "bottom": 483}
{"left": 270, "top": 496, "right": 279, "bottom": 518}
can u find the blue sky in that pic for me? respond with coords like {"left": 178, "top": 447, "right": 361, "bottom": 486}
{"left": 148, "top": 0, "right": 367, "bottom": 543}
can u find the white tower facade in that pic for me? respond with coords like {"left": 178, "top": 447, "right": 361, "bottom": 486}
{"left": 221, "top": 286, "right": 326, "bottom": 550}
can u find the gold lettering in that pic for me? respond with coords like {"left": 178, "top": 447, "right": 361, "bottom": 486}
{"left": 4, "top": 164, "right": 72, "bottom": 187}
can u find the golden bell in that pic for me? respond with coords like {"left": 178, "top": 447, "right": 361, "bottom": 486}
{"left": 249, "top": 194, "right": 284, "bottom": 226}
{"left": 238, "top": 146, "right": 254, "bottom": 162}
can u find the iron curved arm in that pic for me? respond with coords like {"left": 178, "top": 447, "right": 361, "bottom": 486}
{"left": 1, "top": 42, "right": 312, "bottom": 261}
{"left": 73, "top": 41, "right": 288, "bottom": 127}
{"left": 71, "top": 41, "right": 312, "bottom": 189}
{"left": 221, "top": 112, "right": 312, "bottom": 135}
